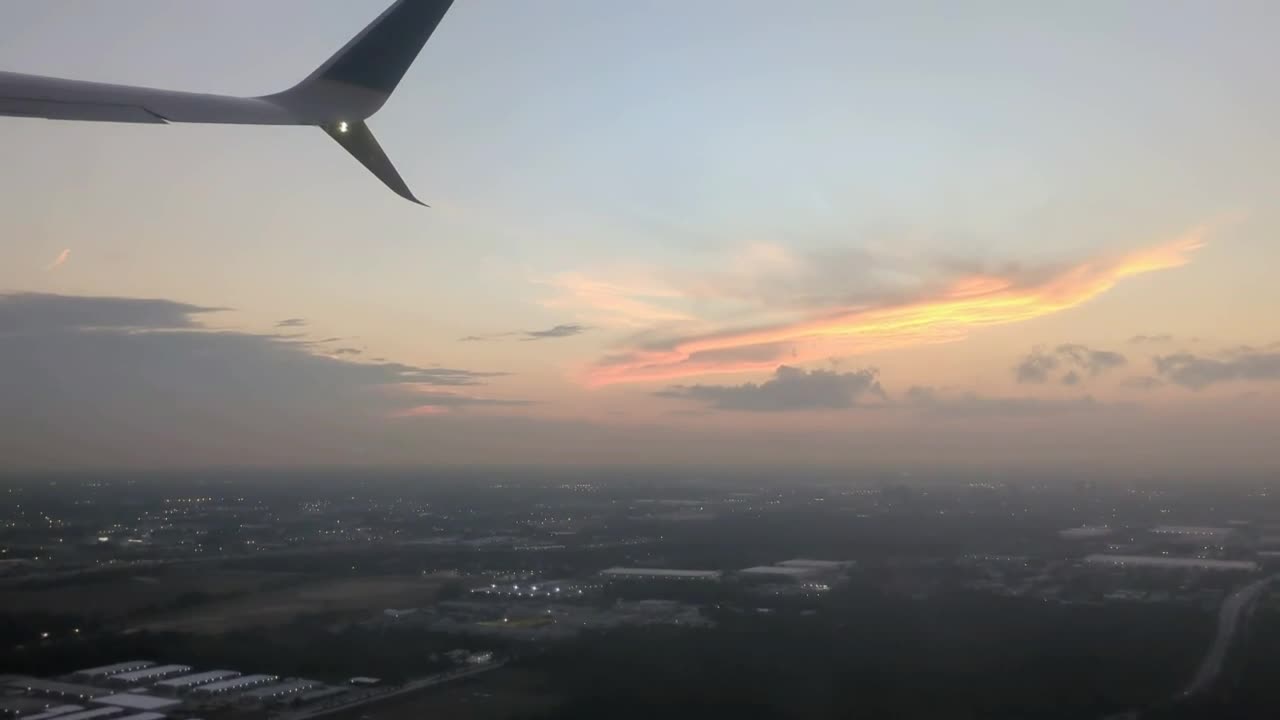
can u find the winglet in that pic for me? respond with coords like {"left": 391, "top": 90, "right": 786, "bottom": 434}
{"left": 301, "top": 0, "right": 455, "bottom": 116}
{"left": 323, "top": 121, "right": 427, "bottom": 206}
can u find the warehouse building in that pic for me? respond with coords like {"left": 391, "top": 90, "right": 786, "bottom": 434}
{"left": 91, "top": 694, "right": 180, "bottom": 713}
{"left": 153, "top": 670, "right": 240, "bottom": 694}
{"left": 106, "top": 665, "right": 191, "bottom": 687}
{"left": 32, "top": 709, "right": 122, "bottom": 720}
{"left": 242, "top": 679, "right": 320, "bottom": 703}
{"left": 191, "top": 674, "right": 277, "bottom": 697}
{"left": 71, "top": 663, "right": 154, "bottom": 683}
{"left": 20, "top": 705, "right": 85, "bottom": 720}
{"left": 10, "top": 680, "right": 110, "bottom": 702}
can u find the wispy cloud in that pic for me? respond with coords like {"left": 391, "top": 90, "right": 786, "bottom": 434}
{"left": 586, "top": 231, "right": 1205, "bottom": 386}
{"left": 1155, "top": 347, "right": 1280, "bottom": 389}
{"left": 276, "top": 318, "right": 307, "bottom": 328}
{"left": 460, "top": 324, "right": 592, "bottom": 342}
{"left": 44, "top": 249, "right": 71, "bottom": 272}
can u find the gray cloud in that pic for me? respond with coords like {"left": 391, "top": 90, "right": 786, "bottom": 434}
{"left": 276, "top": 318, "right": 307, "bottom": 328}
{"left": 522, "top": 323, "right": 591, "bottom": 341}
{"left": 1015, "top": 344, "right": 1126, "bottom": 384}
{"left": 1154, "top": 349, "right": 1280, "bottom": 389}
{"left": 1129, "top": 334, "right": 1173, "bottom": 345}
{"left": 1056, "top": 344, "right": 1127, "bottom": 376}
{"left": 461, "top": 324, "right": 592, "bottom": 342}
{"left": 0, "top": 292, "right": 223, "bottom": 334}
{"left": 0, "top": 294, "right": 522, "bottom": 467}
{"left": 655, "top": 365, "right": 885, "bottom": 412}
{"left": 1122, "top": 376, "right": 1164, "bottom": 390}
{"left": 1014, "top": 349, "right": 1059, "bottom": 384}
{"left": 333, "top": 347, "right": 363, "bottom": 356}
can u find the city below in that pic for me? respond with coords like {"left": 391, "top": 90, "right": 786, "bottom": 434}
{"left": 2, "top": 470, "right": 1279, "bottom": 719}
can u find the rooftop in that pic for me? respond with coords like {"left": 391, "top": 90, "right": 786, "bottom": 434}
{"left": 92, "top": 694, "right": 181, "bottom": 711}
{"left": 153, "top": 670, "right": 240, "bottom": 689}
{"left": 107, "top": 665, "right": 191, "bottom": 684}
{"left": 72, "top": 663, "right": 155, "bottom": 679}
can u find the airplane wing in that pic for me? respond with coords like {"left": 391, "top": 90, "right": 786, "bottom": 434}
{"left": 0, "top": 0, "right": 456, "bottom": 204}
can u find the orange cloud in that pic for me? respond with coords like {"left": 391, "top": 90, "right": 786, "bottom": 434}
{"left": 586, "top": 231, "right": 1206, "bottom": 386}
{"left": 45, "top": 248, "right": 71, "bottom": 271}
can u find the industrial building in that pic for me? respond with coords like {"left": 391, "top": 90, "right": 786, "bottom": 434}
{"left": 33, "top": 709, "right": 123, "bottom": 720}
{"left": 9, "top": 680, "right": 110, "bottom": 702}
{"left": 242, "top": 679, "right": 321, "bottom": 703}
{"left": 1151, "top": 525, "right": 1234, "bottom": 537}
{"left": 1084, "top": 554, "right": 1258, "bottom": 572}
{"left": 71, "top": 663, "right": 155, "bottom": 683}
{"left": 113, "top": 714, "right": 166, "bottom": 720}
{"left": 599, "top": 567, "right": 722, "bottom": 581}
{"left": 191, "top": 674, "right": 277, "bottom": 697}
{"left": 105, "top": 665, "right": 191, "bottom": 687}
{"left": 91, "top": 694, "right": 180, "bottom": 713}
{"left": 152, "top": 670, "right": 240, "bottom": 694}
{"left": 739, "top": 566, "right": 820, "bottom": 582}
{"left": 21, "top": 705, "right": 85, "bottom": 720}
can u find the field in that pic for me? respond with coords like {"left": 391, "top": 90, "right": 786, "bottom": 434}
{"left": 322, "top": 669, "right": 560, "bottom": 720}
{"left": 0, "top": 566, "right": 446, "bottom": 633}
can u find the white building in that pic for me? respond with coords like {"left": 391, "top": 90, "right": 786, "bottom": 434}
{"left": 154, "top": 670, "right": 240, "bottom": 693}
{"left": 1084, "top": 554, "right": 1257, "bottom": 572}
{"left": 192, "top": 674, "right": 277, "bottom": 696}
{"left": 1151, "top": 526, "right": 1234, "bottom": 538}
{"left": 776, "top": 559, "right": 851, "bottom": 570}
{"left": 243, "top": 679, "right": 320, "bottom": 702}
{"left": 1058, "top": 526, "right": 1114, "bottom": 540}
{"left": 71, "top": 662, "right": 155, "bottom": 682}
{"left": 599, "top": 568, "right": 722, "bottom": 581}
{"left": 92, "top": 694, "right": 180, "bottom": 713}
{"left": 107, "top": 664, "right": 191, "bottom": 686}
{"left": 738, "top": 566, "right": 820, "bottom": 582}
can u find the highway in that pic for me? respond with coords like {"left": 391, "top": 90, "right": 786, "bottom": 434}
{"left": 1177, "top": 573, "right": 1278, "bottom": 699}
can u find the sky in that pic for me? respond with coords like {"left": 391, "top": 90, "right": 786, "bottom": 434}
{"left": 2, "top": 0, "right": 1279, "bottom": 473}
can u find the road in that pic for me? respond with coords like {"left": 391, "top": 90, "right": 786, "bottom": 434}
{"left": 1177, "top": 573, "right": 1279, "bottom": 699}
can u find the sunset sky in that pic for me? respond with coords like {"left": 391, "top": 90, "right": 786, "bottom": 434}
{"left": 3, "top": 0, "right": 1278, "bottom": 472}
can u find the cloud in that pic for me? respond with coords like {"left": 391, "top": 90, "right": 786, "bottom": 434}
{"left": 1014, "top": 349, "right": 1059, "bottom": 384}
{"left": 0, "top": 294, "right": 523, "bottom": 467}
{"left": 0, "top": 292, "right": 223, "bottom": 334}
{"left": 276, "top": 318, "right": 307, "bottom": 328}
{"left": 1129, "top": 334, "right": 1174, "bottom": 344}
{"left": 585, "top": 230, "right": 1205, "bottom": 385}
{"left": 1122, "top": 376, "right": 1163, "bottom": 390}
{"left": 332, "top": 348, "right": 363, "bottom": 356}
{"left": 45, "top": 249, "right": 71, "bottom": 271}
{"left": 904, "top": 385, "right": 1102, "bottom": 417}
{"left": 522, "top": 323, "right": 591, "bottom": 341}
{"left": 1154, "top": 349, "right": 1280, "bottom": 389}
{"left": 1014, "top": 344, "right": 1127, "bottom": 384}
{"left": 655, "top": 365, "right": 885, "bottom": 412}
{"left": 461, "top": 324, "right": 592, "bottom": 343}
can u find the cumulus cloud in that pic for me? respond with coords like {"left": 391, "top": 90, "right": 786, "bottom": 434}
{"left": 1122, "top": 376, "right": 1164, "bottom": 390}
{"left": 275, "top": 318, "right": 307, "bottom": 328}
{"left": 655, "top": 365, "right": 884, "bottom": 412}
{"left": 1154, "top": 349, "right": 1280, "bottom": 389}
{"left": 0, "top": 294, "right": 522, "bottom": 467}
{"left": 1014, "top": 344, "right": 1127, "bottom": 384}
{"left": 1014, "top": 349, "right": 1059, "bottom": 384}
